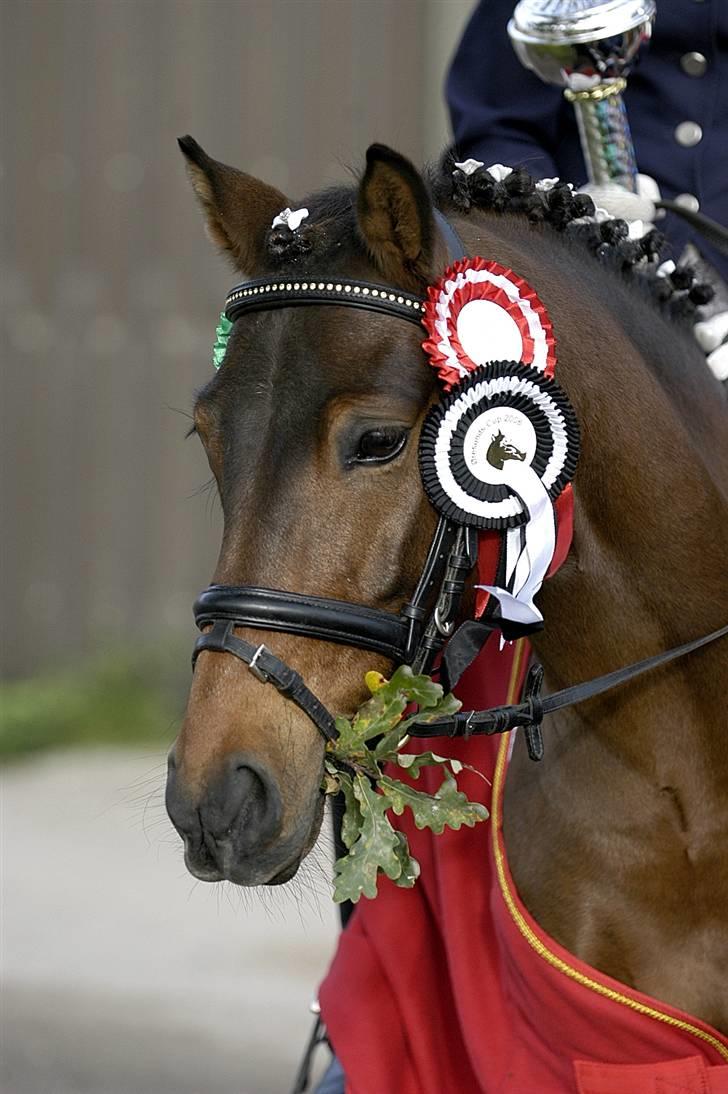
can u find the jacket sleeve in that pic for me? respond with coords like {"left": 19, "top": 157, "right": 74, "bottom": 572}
{"left": 446, "top": 0, "right": 571, "bottom": 179}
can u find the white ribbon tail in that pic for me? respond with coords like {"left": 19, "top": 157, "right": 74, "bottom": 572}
{"left": 476, "top": 463, "right": 556, "bottom": 627}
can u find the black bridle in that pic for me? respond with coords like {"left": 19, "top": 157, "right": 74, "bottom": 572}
{"left": 192, "top": 213, "right": 727, "bottom": 757}
{"left": 193, "top": 519, "right": 480, "bottom": 742}
{"left": 193, "top": 214, "right": 491, "bottom": 741}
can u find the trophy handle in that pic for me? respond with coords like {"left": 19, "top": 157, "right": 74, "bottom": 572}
{"left": 565, "top": 80, "right": 638, "bottom": 192}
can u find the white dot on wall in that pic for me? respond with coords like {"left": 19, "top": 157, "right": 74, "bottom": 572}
{"left": 38, "top": 153, "right": 77, "bottom": 192}
{"left": 84, "top": 314, "right": 128, "bottom": 356}
{"left": 104, "top": 153, "right": 145, "bottom": 193}
{"left": 7, "top": 309, "right": 55, "bottom": 355}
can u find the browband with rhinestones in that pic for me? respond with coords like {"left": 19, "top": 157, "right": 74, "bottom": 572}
{"left": 225, "top": 276, "right": 426, "bottom": 326}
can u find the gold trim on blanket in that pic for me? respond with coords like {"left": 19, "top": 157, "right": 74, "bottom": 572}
{"left": 492, "top": 644, "right": 728, "bottom": 1064}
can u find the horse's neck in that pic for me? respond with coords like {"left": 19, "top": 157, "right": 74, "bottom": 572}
{"left": 510, "top": 467, "right": 728, "bottom": 1022}
{"left": 537, "top": 377, "right": 727, "bottom": 732}
{"left": 456, "top": 209, "right": 728, "bottom": 759}
{"left": 549, "top": 308, "right": 725, "bottom": 760}
{"left": 468, "top": 211, "right": 728, "bottom": 1026}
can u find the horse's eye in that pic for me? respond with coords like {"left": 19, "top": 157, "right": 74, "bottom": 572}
{"left": 354, "top": 427, "right": 408, "bottom": 465}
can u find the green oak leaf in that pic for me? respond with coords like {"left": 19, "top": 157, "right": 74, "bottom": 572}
{"left": 332, "top": 774, "right": 402, "bottom": 903}
{"left": 387, "top": 664, "right": 446, "bottom": 709}
{"left": 322, "top": 771, "right": 340, "bottom": 795}
{"left": 370, "top": 721, "right": 412, "bottom": 761}
{"left": 337, "top": 771, "right": 364, "bottom": 850}
{"left": 400, "top": 689, "right": 462, "bottom": 728}
{"left": 332, "top": 686, "right": 407, "bottom": 755}
{"left": 334, "top": 715, "right": 353, "bottom": 740}
{"left": 327, "top": 669, "right": 489, "bottom": 903}
{"left": 379, "top": 769, "right": 488, "bottom": 835}
{"left": 395, "top": 751, "right": 463, "bottom": 777}
{"left": 391, "top": 831, "right": 420, "bottom": 889}
{"left": 373, "top": 691, "right": 462, "bottom": 760}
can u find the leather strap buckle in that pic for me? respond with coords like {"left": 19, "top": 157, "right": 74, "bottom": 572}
{"left": 434, "top": 603, "right": 456, "bottom": 637}
{"left": 248, "top": 644, "right": 270, "bottom": 683}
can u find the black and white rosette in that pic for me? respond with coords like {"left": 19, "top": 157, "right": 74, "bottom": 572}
{"left": 419, "top": 361, "right": 579, "bottom": 626}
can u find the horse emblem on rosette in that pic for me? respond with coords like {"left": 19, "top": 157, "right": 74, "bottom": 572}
{"left": 486, "top": 430, "right": 527, "bottom": 470}
{"left": 167, "top": 137, "right": 728, "bottom": 1090}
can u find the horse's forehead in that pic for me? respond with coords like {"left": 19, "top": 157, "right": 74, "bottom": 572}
{"left": 215, "top": 303, "right": 432, "bottom": 414}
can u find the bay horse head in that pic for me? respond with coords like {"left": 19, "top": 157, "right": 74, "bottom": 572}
{"left": 166, "top": 139, "right": 450, "bottom": 886}
{"left": 166, "top": 136, "right": 728, "bottom": 918}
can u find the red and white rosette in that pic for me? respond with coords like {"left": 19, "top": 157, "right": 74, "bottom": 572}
{"left": 422, "top": 257, "right": 557, "bottom": 390}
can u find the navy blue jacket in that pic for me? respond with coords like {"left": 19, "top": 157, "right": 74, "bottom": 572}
{"left": 447, "top": 0, "right": 728, "bottom": 278}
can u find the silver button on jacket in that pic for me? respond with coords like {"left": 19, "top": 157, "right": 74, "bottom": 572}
{"left": 681, "top": 51, "right": 708, "bottom": 77}
{"left": 675, "top": 193, "right": 700, "bottom": 213}
{"left": 675, "top": 121, "right": 703, "bottom": 147}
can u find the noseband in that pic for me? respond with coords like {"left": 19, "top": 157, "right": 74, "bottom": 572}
{"left": 193, "top": 518, "right": 479, "bottom": 742}
{"left": 194, "top": 517, "right": 479, "bottom": 671}
{"left": 192, "top": 213, "right": 728, "bottom": 754}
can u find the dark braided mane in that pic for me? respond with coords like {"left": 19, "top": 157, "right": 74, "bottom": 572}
{"left": 265, "top": 155, "right": 714, "bottom": 323}
{"left": 431, "top": 153, "right": 714, "bottom": 323}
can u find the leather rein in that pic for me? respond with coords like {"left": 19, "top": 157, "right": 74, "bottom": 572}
{"left": 192, "top": 213, "right": 727, "bottom": 758}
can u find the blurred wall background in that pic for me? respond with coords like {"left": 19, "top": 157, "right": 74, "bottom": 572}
{"left": 0, "top": 4, "right": 477, "bottom": 1092}
{"left": 1, "top": 0, "right": 472, "bottom": 682}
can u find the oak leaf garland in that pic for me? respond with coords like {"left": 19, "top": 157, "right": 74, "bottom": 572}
{"left": 324, "top": 665, "right": 488, "bottom": 904}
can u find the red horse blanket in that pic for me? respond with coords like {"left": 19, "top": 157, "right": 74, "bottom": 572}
{"left": 319, "top": 637, "right": 728, "bottom": 1093}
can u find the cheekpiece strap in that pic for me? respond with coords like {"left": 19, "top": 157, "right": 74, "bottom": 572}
{"left": 225, "top": 277, "right": 425, "bottom": 326}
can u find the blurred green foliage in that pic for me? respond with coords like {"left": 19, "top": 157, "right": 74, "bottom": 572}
{"left": 0, "top": 649, "right": 187, "bottom": 760}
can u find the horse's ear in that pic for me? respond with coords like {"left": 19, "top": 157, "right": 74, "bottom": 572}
{"left": 178, "top": 135, "right": 289, "bottom": 275}
{"left": 357, "top": 144, "right": 436, "bottom": 290}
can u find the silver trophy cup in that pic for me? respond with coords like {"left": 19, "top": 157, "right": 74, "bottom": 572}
{"left": 508, "top": 0, "right": 656, "bottom": 192}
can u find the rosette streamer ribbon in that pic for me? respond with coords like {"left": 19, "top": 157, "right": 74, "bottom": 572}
{"left": 420, "top": 260, "right": 579, "bottom": 630}
{"left": 481, "top": 464, "right": 555, "bottom": 627}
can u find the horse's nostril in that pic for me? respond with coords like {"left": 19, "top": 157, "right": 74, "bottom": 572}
{"left": 166, "top": 751, "right": 283, "bottom": 873}
{"left": 200, "top": 755, "right": 282, "bottom": 852}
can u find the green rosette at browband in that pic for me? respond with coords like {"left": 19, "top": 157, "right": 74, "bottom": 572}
{"left": 212, "top": 312, "right": 233, "bottom": 369}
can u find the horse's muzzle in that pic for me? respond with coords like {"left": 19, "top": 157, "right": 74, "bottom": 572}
{"left": 165, "top": 749, "right": 289, "bottom": 885}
